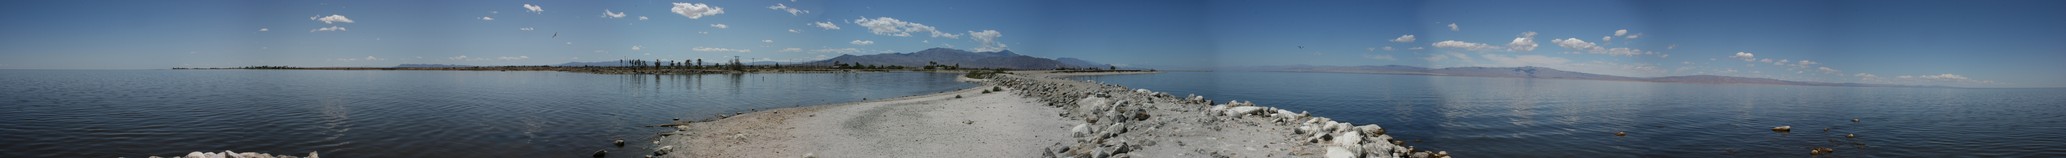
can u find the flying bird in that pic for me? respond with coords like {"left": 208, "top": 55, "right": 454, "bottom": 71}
{"left": 552, "top": 32, "right": 558, "bottom": 38}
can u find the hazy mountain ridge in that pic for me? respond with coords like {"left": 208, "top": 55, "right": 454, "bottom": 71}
{"left": 797, "top": 48, "right": 1107, "bottom": 69}
{"left": 1251, "top": 65, "right": 1924, "bottom": 87}
{"left": 394, "top": 64, "right": 475, "bottom": 68}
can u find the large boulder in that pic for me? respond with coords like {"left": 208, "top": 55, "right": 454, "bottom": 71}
{"left": 1325, "top": 146, "right": 1358, "bottom": 158}
{"left": 1336, "top": 132, "right": 1365, "bottom": 147}
{"left": 1223, "top": 106, "right": 1266, "bottom": 116}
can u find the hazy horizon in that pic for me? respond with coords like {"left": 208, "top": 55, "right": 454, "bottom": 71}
{"left": 4, "top": 0, "right": 2063, "bottom": 88}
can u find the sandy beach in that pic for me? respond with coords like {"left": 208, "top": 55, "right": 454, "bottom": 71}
{"left": 652, "top": 70, "right": 1447, "bottom": 158}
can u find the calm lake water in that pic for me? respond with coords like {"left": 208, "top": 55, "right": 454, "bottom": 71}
{"left": 1073, "top": 71, "right": 2066, "bottom": 157}
{"left": 0, "top": 70, "right": 972, "bottom": 157}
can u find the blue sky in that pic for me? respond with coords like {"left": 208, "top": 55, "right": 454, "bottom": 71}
{"left": 1, "top": 0, "right": 2061, "bottom": 87}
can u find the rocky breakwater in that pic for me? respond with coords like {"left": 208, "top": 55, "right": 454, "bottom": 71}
{"left": 147, "top": 151, "right": 319, "bottom": 158}
{"left": 995, "top": 72, "right": 1449, "bottom": 158}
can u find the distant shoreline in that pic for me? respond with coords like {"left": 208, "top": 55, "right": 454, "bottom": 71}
{"left": 170, "top": 66, "right": 1043, "bottom": 75}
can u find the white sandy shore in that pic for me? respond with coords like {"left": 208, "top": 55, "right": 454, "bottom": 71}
{"left": 653, "top": 70, "right": 1445, "bottom": 158}
{"left": 654, "top": 74, "right": 1074, "bottom": 158}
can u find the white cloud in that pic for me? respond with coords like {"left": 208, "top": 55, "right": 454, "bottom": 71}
{"left": 1507, "top": 32, "right": 1538, "bottom": 52}
{"left": 849, "top": 40, "right": 874, "bottom": 45}
{"left": 522, "top": 4, "right": 543, "bottom": 14}
{"left": 692, "top": 47, "right": 752, "bottom": 53}
{"left": 762, "top": 39, "right": 774, "bottom": 43}
{"left": 767, "top": 3, "right": 808, "bottom": 16}
{"left": 603, "top": 9, "right": 626, "bottom": 19}
{"left": 1614, "top": 29, "right": 1628, "bottom": 36}
{"left": 709, "top": 24, "right": 728, "bottom": 29}
{"left": 311, "top": 14, "right": 354, "bottom": 24}
{"left": 779, "top": 48, "right": 804, "bottom": 52}
{"left": 1551, "top": 38, "right": 1599, "bottom": 50}
{"left": 851, "top": 17, "right": 957, "bottom": 38}
{"left": 1447, "top": 23, "right": 1459, "bottom": 31}
{"left": 1549, "top": 38, "right": 1648, "bottom": 56}
{"left": 788, "top": 29, "right": 800, "bottom": 33}
{"left": 1624, "top": 33, "right": 1642, "bottom": 39}
{"left": 1602, "top": 36, "right": 1613, "bottom": 44}
{"left": 1731, "top": 52, "right": 1756, "bottom": 62}
{"left": 1818, "top": 67, "right": 1840, "bottom": 74}
{"left": 310, "top": 26, "right": 347, "bottom": 32}
{"left": 258, "top": 27, "right": 268, "bottom": 32}
{"left": 968, "top": 30, "right": 1007, "bottom": 52}
{"left": 519, "top": 27, "right": 534, "bottom": 31}
{"left": 480, "top": 16, "right": 494, "bottom": 21}
{"left": 671, "top": 2, "right": 724, "bottom": 19}
{"left": 1432, "top": 40, "right": 1498, "bottom": 51}
{"left": 498, "top": 56, "right": 529, "bottom": 60}
{"left": 638, "top": 16, "right": 649, "bottom": 21}
{"left": 631, "top": 45, "right": 643, "bottom": 51}
{"left": 1759, "top": 58, "right": 1774, "bottom": 63}
{"left": 1391, "top": 35, "right": 1416, "bottom": 43}
{"left": 811, "top": 21, "right": 841, "bottom": 30}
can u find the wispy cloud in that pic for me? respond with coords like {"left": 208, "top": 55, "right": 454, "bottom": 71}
{"left": 310, "top": 26, "right": 347, "bottom": 32}
{"left": 1391, "top": 35, "right": 1415, "bottom": 43}
{"left": 602, "top": 9, "right": 625, "bottom": 19}
{"left": 522, "top": 4, "right": 543, "bottom": 14}
{"left": 968, "top": 30, "right": 1006, "bottom": 52}
{"left": 692, "top": 47, "right": 751, "bottom": 53}
{"left": 767, "top": 3, "right": 808, "bottom": 16}
{"left": 311, "top": 14, "right": 354, "bottom": 24}
{"left": 811, "top": 21, "right": 840, "bottom": 30}
{"left": 850, "top": 40, "right": 875, "bottom": 46}
{"left": 1432, "top": 40, "right": 1498, "bottom": 51}
{"left": 852, "top": 17, "right": 957, "bottom": 38}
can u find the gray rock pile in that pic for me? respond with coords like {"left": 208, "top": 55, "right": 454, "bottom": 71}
{"left": 150, "top": 151, "right": 318, "bottom": 158}
{"left": 993, "top": 72, "right": 1449, "bottom": 158}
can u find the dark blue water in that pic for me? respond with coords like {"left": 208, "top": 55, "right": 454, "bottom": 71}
{"left": 1074, "top": 71, "right": 2066, "bottom": 157}
{"left": 0, "top": 70, "right": 972, "bottom": 157}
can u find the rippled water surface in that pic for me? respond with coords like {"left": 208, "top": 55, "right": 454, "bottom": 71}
{"left": 1074, "top": 71, "right": 2066, "bottom": 157}
{"left": 0, "top": 70, "right": 971, "bottom": 157}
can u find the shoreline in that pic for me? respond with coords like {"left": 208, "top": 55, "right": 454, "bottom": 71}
{"left": 651, "top": 70, "right": 1446, "bottom": 158}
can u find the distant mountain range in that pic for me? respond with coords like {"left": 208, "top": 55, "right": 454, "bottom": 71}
{"left": 394, "top": 64, "right": 475, "bottom": 68}
{"left": 1246, "top": 65, "right": 1927, "bottom": 87}
{"left": 795, "top": 48, "right": 1109, "bottom": 70}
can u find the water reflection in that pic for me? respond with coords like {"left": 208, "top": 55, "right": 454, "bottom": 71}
{"left": 1071, "top": 71, "right": 2066, "bottom": 157}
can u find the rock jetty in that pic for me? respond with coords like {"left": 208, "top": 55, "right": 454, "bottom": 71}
{"left": 993, "top": 71, "right": 1449, "bottom": 158}
{"left": 149, "top": 151, "right": 318, "bottom": 158}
